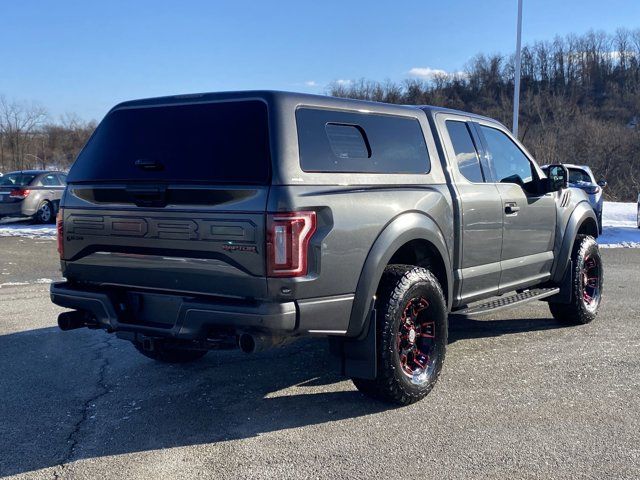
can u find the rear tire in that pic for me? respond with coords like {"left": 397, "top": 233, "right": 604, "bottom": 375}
{"left": 549, "top": 235, "right": 602, "bottom": 325}
{"left": 133, "top": 341, "right": 208, "bottom": 363}
{"left": 35, "top": 201, "right": 54, "bottom": 224}
{"left": 352, "top": 265, "right": 448, "bottom": 405}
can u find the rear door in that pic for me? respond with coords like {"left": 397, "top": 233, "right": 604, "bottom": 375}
{"left": 38, "top": 172, "right": 65, "bottom": 202}
{"left": 474, "top": 122, "right": 556, "bottom": 293}
{"left": 61, "top": 99, "right": 272, "bottom": 299}
{"left": 437, "top": 114, "right": 503, "bottom": 304}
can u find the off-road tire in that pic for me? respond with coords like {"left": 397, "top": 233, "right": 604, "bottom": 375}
{"left": 35, "top": 201, "right": 54, "bottom": 224}
{"left": 352, "top": 265, "right": 448, "bottom": 405}
{"left": 133, "top": 341, "right": 208, "bottom": 363}
{"left": 549, "top": 235, "right": 602, "bottom": 325}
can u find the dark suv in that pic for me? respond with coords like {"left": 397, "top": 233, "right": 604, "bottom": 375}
{"left": 51, "top": 91, "right": 602, "bottom": 405}
{"left": 0, "top": 170, "right": 67, "bottom": 223}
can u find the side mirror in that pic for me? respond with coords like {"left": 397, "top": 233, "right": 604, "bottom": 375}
{"left": 545, "top": 164, "right": 568, "bottom": 192}
{"left": 597, "top": 179, "right": 607, "bottom": 188}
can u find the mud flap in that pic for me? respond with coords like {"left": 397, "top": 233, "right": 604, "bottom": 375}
{"left": 547, "top": 260, "right": 573, "bottom": 304}
{"left": 329, "top": 307, "right": 377, "bottom": 380}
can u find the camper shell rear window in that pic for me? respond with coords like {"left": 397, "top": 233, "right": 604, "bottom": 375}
{"left": 67, "top": 100, "right": 271, "bottom": 184}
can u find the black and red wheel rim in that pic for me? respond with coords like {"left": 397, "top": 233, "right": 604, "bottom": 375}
{"left": 581, "top": 254, "right": 601, "bottom": 311}
{"left": 396, "top": 297, "right": 437, "bottom": 383}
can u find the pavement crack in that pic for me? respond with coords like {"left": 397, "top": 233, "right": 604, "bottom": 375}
{"left": 52, "top": 336, "right": 114, "bottom": 478}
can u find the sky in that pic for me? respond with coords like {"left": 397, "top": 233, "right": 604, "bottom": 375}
{"left": 1, "top": 0, "right": 639, "bottom": 121}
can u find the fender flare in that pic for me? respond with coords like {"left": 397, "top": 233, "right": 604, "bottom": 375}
{"left": 551, "top": 201, "right": 598, "bottom": 283}
{"left": 346, "top": 211, "right": 452, "bottom": 338}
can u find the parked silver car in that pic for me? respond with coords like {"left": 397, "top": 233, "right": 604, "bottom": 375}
{"left": 543, "top": 164, "right": 606, "bottom": 232}
{"left": 0, "top": 170, "right": 67, "bottom": 223}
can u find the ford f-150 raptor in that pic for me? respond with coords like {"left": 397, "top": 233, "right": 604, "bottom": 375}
{"left": 51, "top": 91, "right": 602, "bottom": 405}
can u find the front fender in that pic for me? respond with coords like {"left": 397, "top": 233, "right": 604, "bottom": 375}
{"left": 346, "top": 211, "right": 452, "bottom": 338}
{"left": 551, "top": 201, "right": 598, "bottom": 283}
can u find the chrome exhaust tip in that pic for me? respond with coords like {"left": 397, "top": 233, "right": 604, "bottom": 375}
{"left": 58, "top": 310, "right": 93, "bottom": 331}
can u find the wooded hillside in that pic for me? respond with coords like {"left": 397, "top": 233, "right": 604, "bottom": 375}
{"left": 329, "top": 29, "right": 640, "bottom": 201}
{"left": 1, "top": 29, "right": 638, "bottom": 200}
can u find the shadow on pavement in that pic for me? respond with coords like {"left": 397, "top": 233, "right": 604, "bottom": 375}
{"left": 448, "top": 314, "right": 568, "bottom": 343}
{"left": 0, "top": 326, "right": 387, "bottom": 476}
{"left": 0, "top": 314, "right": 568, "bottom": 476}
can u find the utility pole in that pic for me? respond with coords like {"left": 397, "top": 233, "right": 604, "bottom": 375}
{"left": 512, "top": 0, "right": 523, "bottom": 138}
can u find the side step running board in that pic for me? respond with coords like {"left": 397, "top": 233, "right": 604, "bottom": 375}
{"left": 455, "top": 287, "right": 560, "bottom": 316}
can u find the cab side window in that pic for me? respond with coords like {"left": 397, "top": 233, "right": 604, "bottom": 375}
{"left": 446, "top": 120, "right": 484, "bottom": 183}
{"left": 480, "top": 125, "right": 533, "bottom": 186}
{"left": 296, "top": 108, "right": 430, "bottom": 174}
{"left": 40, "top": 174, "right": 62, "bottom": 186}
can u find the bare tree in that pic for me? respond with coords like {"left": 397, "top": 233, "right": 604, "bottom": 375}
{"left": 0, "top": 96, "right": 48, "bottom": 171}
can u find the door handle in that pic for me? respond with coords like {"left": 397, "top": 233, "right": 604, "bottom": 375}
{"left": 505, "top": 202, "right": 520, "bottom": 215}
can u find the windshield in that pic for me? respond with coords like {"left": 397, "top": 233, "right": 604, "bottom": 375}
{"left": 67, "top": 100, "right": 271, "bottom": 184}
{"left": 0, "top": 173, "right": 36, "bottom": 187}
{"left": 568, "top": 168, "right": 592, "bottom": 183}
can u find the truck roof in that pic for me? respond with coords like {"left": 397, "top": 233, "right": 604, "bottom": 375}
{"left": 111, "top": 90, "right": 415, "bottom": 112}
{"left": 111, "top": 90, "right": 496, "bottom": 124}
{"left": 417, "top": 105, "right": 502, "bottom": 125}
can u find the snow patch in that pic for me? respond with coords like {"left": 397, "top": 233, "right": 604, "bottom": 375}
{"left": 599, "top": 202, "right": 640, "bottom": 248}
{"left": 0, "top": 218, "right": 56, "bottom": 240}
{"left": 0, "top": 278, "right": 57, "bottom": 289}
{"left": 0, "top": 281, "right": 29, "bottom": 288}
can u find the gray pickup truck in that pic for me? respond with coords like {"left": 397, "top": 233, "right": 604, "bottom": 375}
{"left": 50, "top": 91, "right": 602, "bottom": 405}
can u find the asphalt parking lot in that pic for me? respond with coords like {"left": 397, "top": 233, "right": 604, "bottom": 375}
{"left": 0, "top": 237, "right": 638, "bottom": 479}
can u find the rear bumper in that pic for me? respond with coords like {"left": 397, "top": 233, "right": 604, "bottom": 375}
{"left": 50, "top": 282, "right": 353, "bottom": 339}
{"left": 0, "top": 202, "right": 27, "bottom": 217}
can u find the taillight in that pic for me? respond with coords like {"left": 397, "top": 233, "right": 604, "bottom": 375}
{"left": 56, "top": 210, "right": 64, "bottom": 259}
{"left": 9, "top": 188, "right": 30, "bottom": 199}
{"left": 266, "top": 211, "right": 317, "bottom": 277}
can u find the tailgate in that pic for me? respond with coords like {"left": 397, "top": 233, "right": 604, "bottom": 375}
{"left": 61, "top": 185, "right": 269, "bottom": 299}
{"left": 60, "top": 98, "right": 272, "bottom": 299}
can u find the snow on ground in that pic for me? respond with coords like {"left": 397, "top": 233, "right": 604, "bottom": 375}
{"left": 0, "top": 278, "right": 53, "bottom": 289}
{"left": 599, "top": 202, "right": 640, "bottom": 248}
{"left": 0, "top": 202, "right": 638, "bottom": 246}
{"left": 0, "top": 218, "right": 56, "bottom": 239}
